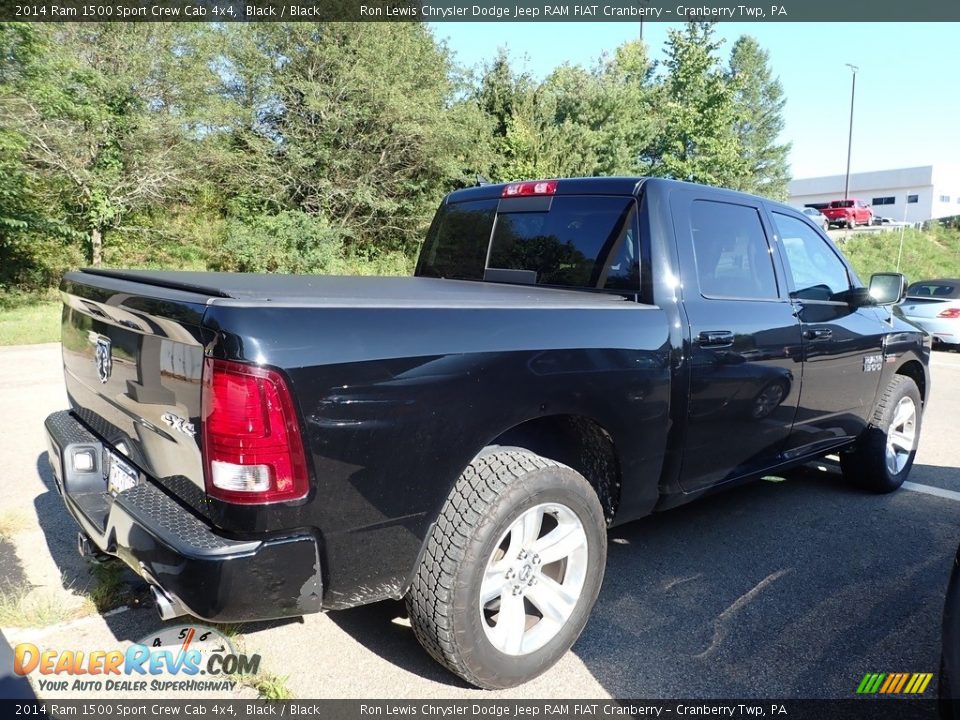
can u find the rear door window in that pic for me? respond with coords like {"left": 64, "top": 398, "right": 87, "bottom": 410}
{"left": 689, "top": 200, "right": 780, "bottom": 300}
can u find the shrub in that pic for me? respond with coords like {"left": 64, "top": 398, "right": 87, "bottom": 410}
{"left": 213, "top": 211, "right": 346, "bottom": 274}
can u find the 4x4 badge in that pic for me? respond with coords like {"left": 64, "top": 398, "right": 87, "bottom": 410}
{"left": 161, "top": 412, "right": 196, "bottom": 438}
{"left": 94, "top": 336, "right": 112, "bottom": 384}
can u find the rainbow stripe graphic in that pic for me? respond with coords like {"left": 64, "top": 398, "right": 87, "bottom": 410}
{"left": 856, "top": 672, "right": 933, "bottom": 694}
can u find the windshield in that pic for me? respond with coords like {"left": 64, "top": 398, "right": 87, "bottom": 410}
{"left": 907, "top": 281, "right": 959, "bottom": 298}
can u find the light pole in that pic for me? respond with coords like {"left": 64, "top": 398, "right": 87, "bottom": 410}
{"left": 843, "top": 64, "right": 858, "bottom": 201}
{"left": 639, "top": 0, "right": 651, "bottom": 41}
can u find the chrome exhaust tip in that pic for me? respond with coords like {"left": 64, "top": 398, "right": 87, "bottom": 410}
{"left": 150, "top": 585, "right": 188, "bottom": 622}
{"left": 77, "top": 531, "right": 95, "bottom": 558}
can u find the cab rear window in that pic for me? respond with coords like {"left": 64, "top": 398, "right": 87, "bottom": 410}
{"left": 416, "top": 195, "right": 640, "bottom": 292}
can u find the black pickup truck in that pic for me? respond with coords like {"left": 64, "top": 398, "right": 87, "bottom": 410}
{"left": 44, "top": 177, "right": 930, "bottom": 689}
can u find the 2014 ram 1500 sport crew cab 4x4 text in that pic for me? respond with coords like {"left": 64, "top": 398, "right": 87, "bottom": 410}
{"left": 44, "top": 177, "right": 930, "bottom": 689}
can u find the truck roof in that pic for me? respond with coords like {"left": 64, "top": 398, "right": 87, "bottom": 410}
{"left": 443, "top": 177, "right": 806, "bottom": 220}
{"left": 444, "top": 177, "right": 647, "bottom": 204}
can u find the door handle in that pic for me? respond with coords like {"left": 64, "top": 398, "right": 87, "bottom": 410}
{"left": 698, "top": 330, "right": 734, "bottom": 348}
{"left": 804, "top": 328, "right": 833, "bottom": 341}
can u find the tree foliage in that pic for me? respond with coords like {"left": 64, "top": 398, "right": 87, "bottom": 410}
{"left": 0, "top": 24, "right": 215, "bottom": 268}
{"left": 0, "top": 21, "right": 791, "bottom": 300}
{"left": 727, "top": 36, "right": 791, "bottom": 199}
{"left": 646, "top": 23, "right": 746, "bottom": 186}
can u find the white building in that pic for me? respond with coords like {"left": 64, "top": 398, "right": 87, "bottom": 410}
{"left": 788, "top": 165, "right": 960, "bottom": 224}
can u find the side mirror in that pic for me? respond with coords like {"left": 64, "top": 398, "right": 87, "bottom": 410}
{"left": 868, "top": 273, "right": 908, "bottom": 306}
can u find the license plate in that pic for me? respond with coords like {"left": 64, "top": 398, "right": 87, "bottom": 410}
{"left": 107, "top": 451, "right": 139, "bottom": 496}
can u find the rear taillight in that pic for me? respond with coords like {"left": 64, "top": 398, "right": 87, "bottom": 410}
{"left": 501, "top": 180, "right": 558, "bottom": 197}
{"left": 201, "top": 358, "right": 308, "bottom": 504}
{"left": 937, "top": 308, "right": 960, "bottom": 319}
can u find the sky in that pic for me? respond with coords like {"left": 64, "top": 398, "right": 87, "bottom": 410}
{"left": 430, "top": 22, "right": 960, "bottom": 180}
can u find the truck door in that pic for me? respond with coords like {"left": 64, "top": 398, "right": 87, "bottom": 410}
{"left": 767, "top": 211, "right": 886, "bottom": 457}
{"left": 671, "top": 192, "right": 803, "bottom": 492}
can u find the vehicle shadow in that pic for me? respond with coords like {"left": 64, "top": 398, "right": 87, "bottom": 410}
{"left": 30, "top": 452, "right": 309, "bottom": 645}
{"left": 31, "top": 452, "right": 157, "bottom": 642}
{"left": 325, "top": 599, "right": 474, "bottom": 687}
{"left": 575, "top": 462, "right": 960, "bottom": 698}
{"left": 28, "top": 446, "right": 960, "bottom": 696}
{"left": 326, "top": 462, "right": 960, "bottom": 696}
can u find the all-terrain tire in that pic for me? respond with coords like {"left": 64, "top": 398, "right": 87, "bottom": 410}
{"left": 405, "top": 448, "right": 606, "bottom": 689}
{"left": 840, "top": 375, "right": 922, "bottom": 493}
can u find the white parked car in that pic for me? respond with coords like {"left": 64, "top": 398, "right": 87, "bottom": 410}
{"left": 900, "top": 279, "right": 960, "bottom": 348}
{"left": 800, "top": 206, "right": 830, "bottom": 232}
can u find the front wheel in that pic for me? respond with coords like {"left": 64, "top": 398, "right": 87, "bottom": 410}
{"left": 840, "top": 375, "right": 922, "bottom": 493}
{"left": 405, "top": 449, "right": 607, "bottom": 689}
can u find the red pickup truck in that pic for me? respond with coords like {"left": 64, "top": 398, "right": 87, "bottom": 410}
{"left": 822, "top": 199, "right": 873, "bottom": 228}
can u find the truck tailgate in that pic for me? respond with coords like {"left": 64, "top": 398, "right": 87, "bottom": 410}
{"left": 60, "top": 271, "right": 214, "bottom": 514}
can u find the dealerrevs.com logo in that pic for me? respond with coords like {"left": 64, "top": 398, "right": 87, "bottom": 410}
{"left": 14, "top": 624, "right": 260, "bottom": 693}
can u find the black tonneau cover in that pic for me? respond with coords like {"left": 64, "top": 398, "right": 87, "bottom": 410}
{"left": 75, "top": 269, "right": 641, "bottom": 309}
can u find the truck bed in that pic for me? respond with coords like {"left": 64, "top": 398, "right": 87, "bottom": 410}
{"left": 78, "top": 269, "right": 643, "bottom": 309}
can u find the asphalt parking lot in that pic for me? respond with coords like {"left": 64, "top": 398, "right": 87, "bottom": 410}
{"left": 2, "top": 343, "right": 960, "bottom": 700}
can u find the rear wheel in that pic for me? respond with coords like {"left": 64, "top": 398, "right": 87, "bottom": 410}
{"left": 750, "top": 379, "right": 788, "bottom": 419}
{"left": 840, "top": 375, "right": 922, "bottom": 493}
{"left": 405, "top": 448, "right": 606, "bottom": 689}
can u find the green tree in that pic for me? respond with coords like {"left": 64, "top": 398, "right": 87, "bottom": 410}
{"left": 727, "top": 35, "right": 791, "bottom": 199}
{"left": 0, "top": 24, "right": 213, "bottom": 266}
{"left": 0, "top": 24, "right": 38, "bottom": 239}
{"left": 0, "top": 23, "right": 85, "bottom": 296}
{"left": 646, "top": 23, "right": 747, "bottom": 187}
{"left": 477, "top": 42, "right": 659, "bottom": 181}
{"left": 214, "top": 211, "right": 344, "bottom": 274}
{"left": 216, "top": 23, "right": 486, "bottom": 257}
{"left": 474, "top": 49, "right": 550, "bottom": 180}
{"left": 548, "top": 40, "right": 660, "bottom": 176}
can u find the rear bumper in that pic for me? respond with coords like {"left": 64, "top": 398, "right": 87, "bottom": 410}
{"left": 902, "top": 317, "right": 959, "bottom": 345}
{"left": 43, "top": 410, "right": 323, "bottom": 622}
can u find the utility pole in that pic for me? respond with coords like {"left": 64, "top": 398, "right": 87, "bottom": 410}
{"left": 639, "top": 0, "right": 651, "bottom": 42}
{"left": 843, "top": 64, "right": 858, "bottom": 201}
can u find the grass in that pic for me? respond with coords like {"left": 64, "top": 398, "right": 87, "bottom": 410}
{"left": 239, "top": 671, "right": 294, "bottom": 700}
{"left": 230, "top": 635, "right": 293, "bottom": 699}
{"left": 0, "top": 581, "right": 90, "bottom": 628}
{"left": 0, "top": 560, "right": 143, "bottom": 628}
{"left": 209, "top": 622, "right": 246, "bottom": 639}
{"left": 0, "top": 302, "right": 60, "bottom": 346}
{"left": 843, "top": 226, "right": 960, "bottom": 282}
{"left": 83, "top": 561, "right": 134, "bottom": 614}
{"left": 0, "top": 510, "right": 30, "bottom": 539}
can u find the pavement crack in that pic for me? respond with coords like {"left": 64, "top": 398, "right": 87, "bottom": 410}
{"left": 663, "top": 574, "right": 701, "bottom": 591}
{"left": 694, "top": 568, "right": 792, "bottom": 660}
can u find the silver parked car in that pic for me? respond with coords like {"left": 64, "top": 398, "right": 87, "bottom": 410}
{"left": 800, "top": 206, "right": 830, "bottom": 232}
{"left": 900, "top": 279, "right": 960, "bottom": 348}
